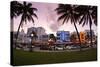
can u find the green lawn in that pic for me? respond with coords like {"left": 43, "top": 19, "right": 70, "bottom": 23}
{"left": 12, "top": 48, "right": 97, "bottom": 66}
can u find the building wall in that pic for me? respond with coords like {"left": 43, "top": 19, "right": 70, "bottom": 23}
{"left": 56, "top": 31, "right": 70, "bottom": 42}
{"left": 80, "top": 32, "right": 86, "bottom": 43}
{"left": 71, "top": 32, "right": 86, "bottom": 43}
{"left": 41, "top": 35, "right": 49, "bottom": 41}
{"left": 27, "top": 27, "right": 46, "bottom": 41}
{"left": 85, "top": 30, "right": 95, "bottom": 38}
{"left": 85, "top": 30, "right": 96, "bottom": 42}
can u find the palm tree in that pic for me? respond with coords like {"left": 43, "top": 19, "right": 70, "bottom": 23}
{"left": 11, "top": 1, "right": 20, "bottom": 23}
{"left": 11, "top": 1, "right": 18, "bottom": 34}
{"left": 77, "top": 5, "right": 97, "bottom": 47}
{"left": 11, "top": 1, "right": 22, "bottom": 49}
{"left": 55, "top": 4, "right": 82, "bottom": 50}
{"left": 14, "top": 1, "right": 38, "bottom": 47}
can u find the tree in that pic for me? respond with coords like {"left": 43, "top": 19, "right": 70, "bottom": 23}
{"left": 11, "top": 1, "right": 38, "bottom": 47}
{"left": 11, "top": 1, "right": 23, "bottom": 49}
{"left": 55, "top": 4, "right": 82, "bottom": 50}
{"left": 77, "top": 5, "right": 97, "bottom": 47}
{"left": 11, "top": 1, "right": 20, "bottom": 23}
{"left": 49, "top": 34, "right": 56, "bottom": 42}
{"left": 48, "top": 34, "right": 56, "bottom": 50}
{"left": 70, "top": 33, "right": 77, "bottom": 43}
{"left": 11, "top": 1, "right": 18, "bottom": 35}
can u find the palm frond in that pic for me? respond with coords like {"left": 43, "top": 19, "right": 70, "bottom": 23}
{"left": 89, "top": 15, "right": 92, "bottom": 26}
{"left": 27, "top": 3, "right": 32, "bottom": 7}
{"left": 79, "top": 15, "right": 85, "bottom": 25}
{"left": 58, "top": 13, "right": 67, "bottom": 21}
{"left": 82, "top": 16, "right": 86, "bottom": 26}
{"left": 31, "top": 16, "right": 35, "bottom": 24}
{"left": 32, "top": 13, "right": 38, "bottom": 19}
{"left": 62, "top": 16, "right": 68, "bottom": 25}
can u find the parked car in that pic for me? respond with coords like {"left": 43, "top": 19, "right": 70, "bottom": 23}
{"left": 65, "top": 45, "right": 80, "bottom": 49}
{"left": 65, "top": 46, "right": 72, "bottom": 49}
{"left": 55, "top": 45, "right": 64, "bottom": 50}
{"left": 40, "top": 45, "right": 49, "bottom": 50}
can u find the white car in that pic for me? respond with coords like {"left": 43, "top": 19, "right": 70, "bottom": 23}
{"left": 66, "top": 46, "right": 72, "bottom": 49}
{"left": 55, "top": 46, "right": 64, "bottom": 50}
{"left": 66, "top": 45, "right": 80, "bottom": 49}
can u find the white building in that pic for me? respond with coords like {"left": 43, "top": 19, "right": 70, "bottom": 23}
{"left": 40, "top": 35, "right": 49, "bottom": 41}
{"left": 27, "top": 27, "right": 47, "bottom": 41}
{"left": 13, "top": 29, "right": 31, "bottom": 43}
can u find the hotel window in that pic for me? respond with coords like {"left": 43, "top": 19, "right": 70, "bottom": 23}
{"left": 57, "top": 34, "right": 60, "bottom": 36}
{"left": 57, "top": 37, "right": 60, "bottom": 40}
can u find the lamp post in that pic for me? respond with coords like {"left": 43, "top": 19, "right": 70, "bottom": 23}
{"left": 30, "top": 33, "right": 34, "bottom": 52}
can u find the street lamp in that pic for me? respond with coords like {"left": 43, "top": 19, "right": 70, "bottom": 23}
{"left": 30, "top": 33, "right": 34, "bottom": 52}
{"left": 31, "top": 34, "right": 34, "bottom": 37}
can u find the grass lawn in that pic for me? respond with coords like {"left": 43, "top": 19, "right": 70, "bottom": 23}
{"left": 12, "top": 48, "right": 97, "bottom": 66}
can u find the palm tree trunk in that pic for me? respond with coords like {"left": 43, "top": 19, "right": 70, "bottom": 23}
{"left": 73, "top": 21, "right": 82, "bottom": 51}
{"left": 30, "top": 37, "right": 33, "bottom": 52}
{"left": 15, "top": 19, "right": 23, "bottom": 47}
{"left": 89, "top": 22, "right": 93, "bottom": 47}
{"left": 89, "top": 14, "right": 93, "bottom": 47}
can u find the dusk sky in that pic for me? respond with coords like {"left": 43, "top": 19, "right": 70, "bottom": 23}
{"left": 13, "top": 1, "right": 97, "bottom": 35}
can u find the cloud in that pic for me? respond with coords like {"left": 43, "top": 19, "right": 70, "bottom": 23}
{"left": 46, "top": 5, "right": 61, "bottom": 32}
{"left": 49, "top": 22, "right": 60, "bottom": 32}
